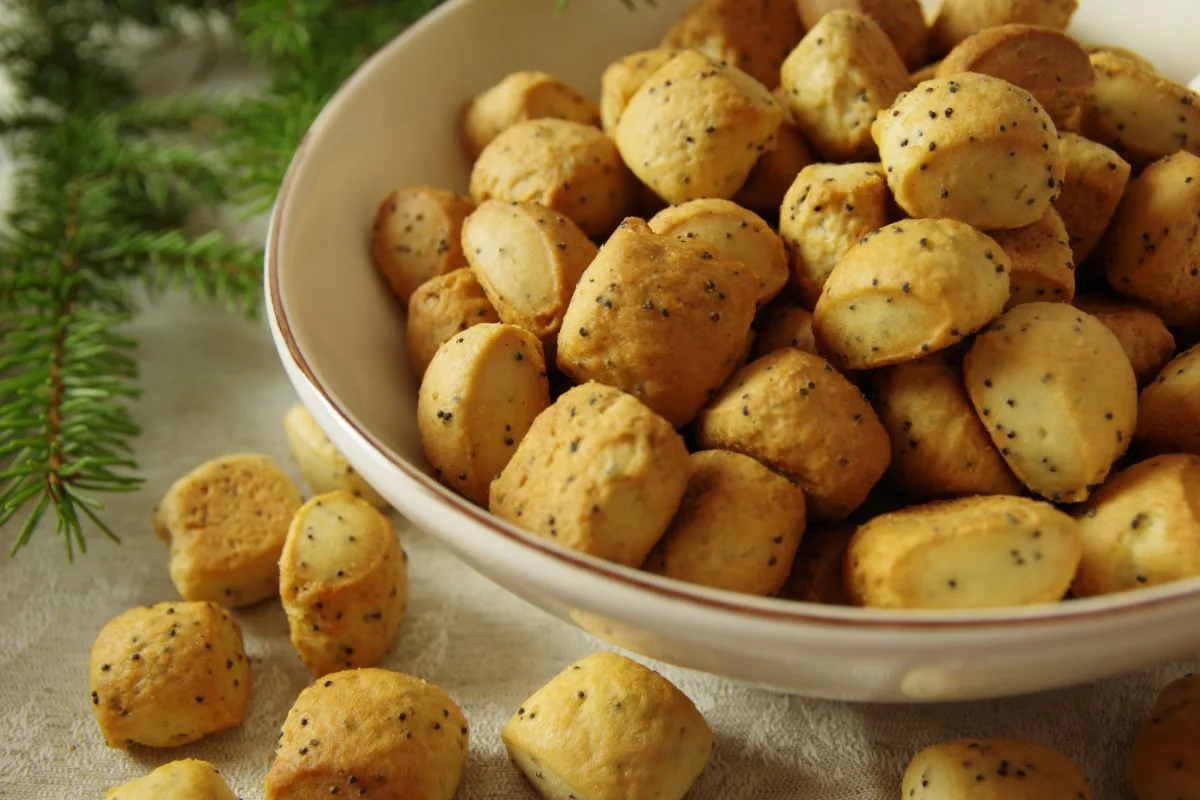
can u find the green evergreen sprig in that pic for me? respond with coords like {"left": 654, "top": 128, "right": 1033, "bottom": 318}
{"left": 219, "top": 0, "right": 440, "bottom": 212}
{"left": 0, "top": 1, "right": 250, "bottom": 558}
{"left": 0, "top": 0, "right": 449, "bottom": 559}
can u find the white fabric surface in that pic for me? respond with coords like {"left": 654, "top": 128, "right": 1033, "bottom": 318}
{"left": 0, "top": 295, "right": 1197, "bottom": 800}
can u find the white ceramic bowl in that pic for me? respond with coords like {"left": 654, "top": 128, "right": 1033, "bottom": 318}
{"left": 267, "top": 0, "right": 1200, "bottom": 702}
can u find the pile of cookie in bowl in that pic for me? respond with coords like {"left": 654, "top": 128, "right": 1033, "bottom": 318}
{"left": 384, "top": 0, "right": 1199, "bottom": 617}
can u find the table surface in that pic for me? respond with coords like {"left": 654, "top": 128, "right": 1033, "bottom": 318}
{"left": 2, "top": 30, "right": 1199, "bottom": 800}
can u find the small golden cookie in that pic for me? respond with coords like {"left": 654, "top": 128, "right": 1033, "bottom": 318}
{"left": 462, "top": 201, "right": 596, "bottom": 345}
{"left": 903, "top": 738, "right": 1093, "bottom": 798}
{"left": 872, "top": 351, "right": 1022, "bottom": 501}
{"left": 935, "top": 24, "right": 1093, "bottom": 128}
{"left": 155, "top": 454, "right": 302, "bottom": 607}
{"left": 615, "top": 50, "right": 783, "bottom": 204}
{"left": 502, "top": 652, "right": 713, "bottom": 800}
{"left": 470, "top": 119, "right": 635, "bottom": 237}
{"left": 1133, "top": 673, "right": 1200, "bottom": 800}
{"left": 417, "top": 323, "right": 550, "bottom": 505}
{"left": 661, "top": 0, "right": 802, "bottom": 90}
{"left": 780, "top": 10, "right": 911, "bottom": 161}
{"left": 733, "top": 328, "right": 757, "bottom": 374}
{"left": 650, "top": 450, "right": 806, "bottom": 596}
{"left": 1153, "top": 672, "right": 1200, "bottom": 719}
{"left": 752, "top": 301, "right": 817, "bottom": 358}
{"left": 1082, "top": 43, "right": 1156, "bottom": 73}
{"left": 371, "top": 187, "right": 474, "bottom": 303}
{"left": 556, "top": 218, "right": 758, "bottom": 428}
{"left": 599, "top": 48, "right": 680, "bottom": 137}
{"left": 796, "top": 0, "right": 928, "bottom": 70}
{"left": 910, "top": 60, "right": 941, "bottom": 84}
{"left": 280, "top": 491, "right": 408, "bottom": 677}
{"left": 105, "top": 760, "right": 236, "bottom": 800}
{"left": 989, "top": 208, "right": 1075, "bottom": 308}
{"left": 872, "top": 73, "right": 1064, "bottom": 230}
{"left": 461, "top": 71, "right": 599, "bottom": 159}
{"left": 1073, "top": 295, "right": 1176, "bottom": 386}
{"left": 1105, "top": 152, "right": 1200, "bottom": 327}
{"left": 648, "top": 199, "right": 788, "bottom": 307}
{"left": 1058, "top": 104, "right": 1084, "bottom": 136}
{"left": 1082, "top": 52, "right": 1200, "bottom": 169}
{"left": 406, "top": 268, "right": 501, "bottom": 379}
{"left": 964, "top": 302, "right": 1138, "bottom": 503}
{"left": 1137, "top": 345, "right": 1200, "bottom": 457}
{"left": 779, "top": 524, "right": 855, "bottom": 605}
{"left": 283, "top": 404, "right": 387, "bottom": 508}
{"left": 490, "top": 383, "right": 690, "bottom": 568}
{"left": 89, "top": 602, "right": 252, "bottom": 749}
{"left": 1055, "top": 132, "right": 1131, "bottom": 265}
{"left": 848, "top": 496, "right": 1082, "bottom": 609}
{"left": 732, "top": 120, "right": 815, "bottom": 214}
{"left": 694, "top": 348, "right": 890, "bottom": 520}
{"left": 930, "top": 0, "right": 1078, "bottom": 56}
{"left": 265, "top": 668, "right": 468, "bottom": 800}
{"left": 813, "top": 218, "right": 1011, "bottom": 370}
{"left": 772, "top": 86, "right": 795, "bottom": 123}
{"left": 779, "top": 162, "right": 890, "bottom": 309}
{"left": 1072, "top": 455, "right": 1200, "bottom": 597}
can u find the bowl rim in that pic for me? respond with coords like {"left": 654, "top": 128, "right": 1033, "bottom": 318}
{"left": 266, "top": 0, "right": 1200, "bottom": 632}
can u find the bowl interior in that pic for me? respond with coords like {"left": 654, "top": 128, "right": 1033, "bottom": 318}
{"left": 271, "top": 0, "right": 1200, "bottom": 624}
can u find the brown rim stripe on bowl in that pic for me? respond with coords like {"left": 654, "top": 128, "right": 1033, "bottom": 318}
{"left": 265, "top": 0, "right": 1200, "bottom": 632}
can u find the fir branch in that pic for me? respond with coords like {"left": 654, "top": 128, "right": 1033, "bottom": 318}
{"left": 102, "top": 230, "right": 263, "bottom": 318}
{"left": 218, "top": 0, "right": 440, "bottom": 213}
{"left": 97, "top": 0, "right": 238, "bottom": 29}
{"left": 0, "top": 179, "right": 141, "bottom": 559}
{"left": 0, "top": 111, "right": 61, "bottom": 136}
{"left": 1, "top": 4, "right": 135, "bottom": 111}
{"left": 116, "top": 95, "right": 232, "bottom": 134}
{"left": 0, "top": 2, "right": 258, "bottom": 558}
{"left": 235, "top": 0, "right": 342, "bottom": 60}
